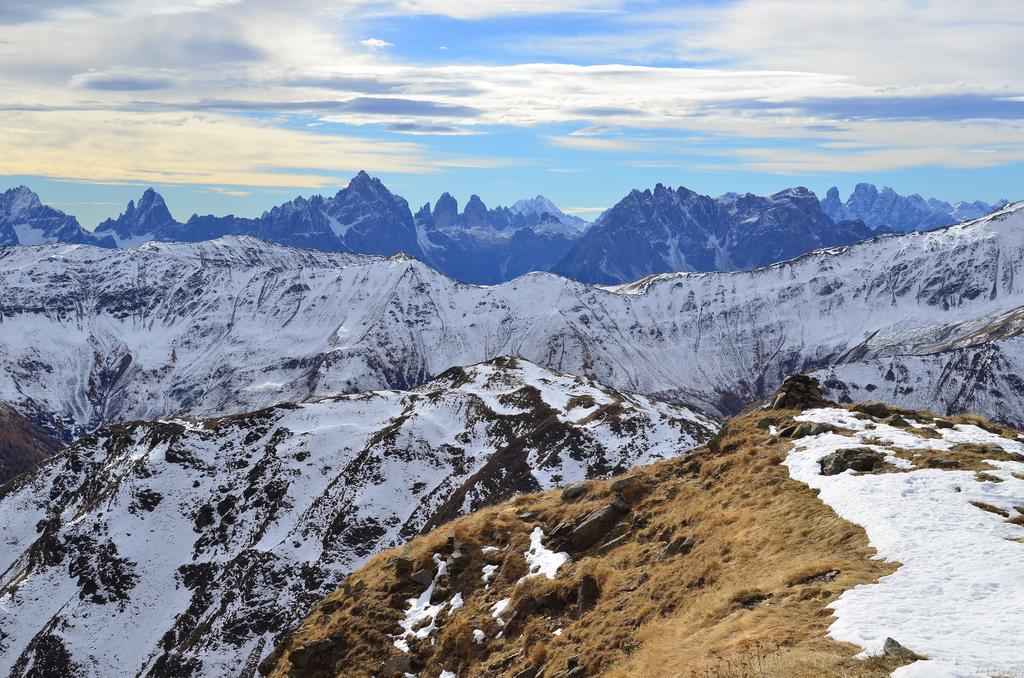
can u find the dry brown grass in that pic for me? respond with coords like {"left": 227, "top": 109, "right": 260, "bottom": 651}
{"left": 264, "top": 402, "right": 1024, "bottom": 677}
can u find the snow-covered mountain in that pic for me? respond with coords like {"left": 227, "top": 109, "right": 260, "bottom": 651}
{"left": 0, "top": 187, "right": 113, "bottom": 248}
{"left": 0, "top": 358, "right": 715, "bottom": 677}
{"left": 4, "top": 201, "right": 1024, "bottom": 438}
{"left": 554, "top": 184, "right": 885, "bottom": 284}
{"left": 821, "top": 183, "right": 1008, "bottom": 233}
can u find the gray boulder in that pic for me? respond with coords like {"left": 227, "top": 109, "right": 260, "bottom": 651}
{"left": 570, "top": 502, "right": 629, "bottom": 551}
{"left": 819, "top": 448, "right": 884, "bottom": 476}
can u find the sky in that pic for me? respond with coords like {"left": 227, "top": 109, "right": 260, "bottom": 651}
{"left": 1, "top": 0, "right": 1022, "bottom": 227}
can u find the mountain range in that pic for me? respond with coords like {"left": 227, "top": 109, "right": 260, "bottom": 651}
{"left": 0, "top": 186, "right": 114, "bottom": 248}
{"left": 2, "top": 200, "right": 1024, "bottom": 450}
{"left": 0, "top": 358, "right": 715, "bottom": 677}
{"left": 552, "top": 185, "right": 883, "bottom": 284}
{"left": 1, "top": 177, "right": 1006, "bottom": 285}
{"left": 822, "top": 183, "right": 1007, "bottom": 232}
{"left": 2, "top": 182, "right": 1023, "bottom": 677}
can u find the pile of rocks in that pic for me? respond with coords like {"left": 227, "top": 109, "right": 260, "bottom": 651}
{"left": 769, "top": 374, "right": 830, "bottom": 411}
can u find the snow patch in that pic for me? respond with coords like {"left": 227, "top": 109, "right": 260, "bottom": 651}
{"left": 394, "top": 555, "right": 462, "bottom": 652}
{"left": 491, "top": 597, "right": 511, "bottom": 627}
{"left": 521, "top": 527, "right": 570, "bottom": 581}
{"left": 785, "top": 407, "right": 1024, "bottom": 676}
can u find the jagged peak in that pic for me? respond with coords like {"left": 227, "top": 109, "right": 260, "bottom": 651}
{"left": 2, "top": 185, "right": 43, "bottom": 213}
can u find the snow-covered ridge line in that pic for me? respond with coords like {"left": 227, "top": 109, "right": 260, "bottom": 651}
{"left": 4, "top": 201, "right": 1024, "bottom": 441}
{"left": 612, "top": 199, "right": 1024, "bottom": 295}
{"left": 784, "top": 407, "right": 1024, "bottom": 676}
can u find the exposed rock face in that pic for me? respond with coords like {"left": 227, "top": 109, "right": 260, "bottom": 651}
{"left": 431, "top": 192, "right": 459, "bottom": 230}
{"left": 0, "top": 403, "right": 62, "bottom": 484}
{"left": 568, "top": 502, "right": 630, "bottom": 551}
{"left": 822, "top": 183, "right": 1007, "bottom": 233}
{"left": 770, "top": 374, "right": 830, "bottom": 411}
{"left": 882, "top": 637, "right": 921, "bottom": 660}
{"left": 94, "top": 188, "right": 177, "bottom": 246}
{"left": 413, "top": 190, "right": 586, "bottom": 284}
{"left": 0, "top": 359, "right": 715, "bottom": 677}
{"left": 553, "top": 184, "right": 883, "bottom": 284}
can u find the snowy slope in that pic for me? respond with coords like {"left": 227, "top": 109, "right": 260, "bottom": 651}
{"left": 785, "top": 407, "right": 1024, "bottom": 676}
{"left": 812, "top": 333, "right": 1024, "bottom": 425}
{"left": 0, "top": 358, "right": 715, "bottom": 677}
{"left": 3, "top": 201, "right": 1024, "bottom": 440}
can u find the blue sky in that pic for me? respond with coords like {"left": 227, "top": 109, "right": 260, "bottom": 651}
{"left": 1, "top": 0, "right": 1022, "bottom": 226}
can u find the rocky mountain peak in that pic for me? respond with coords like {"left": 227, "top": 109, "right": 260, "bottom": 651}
{"left": 821, "top": 183, "right": 1006, "bottom": 233}
{"left": 2, "top": 185, "right": 43, "bottom": 215}
{"left": 95, "top": 188, "right": 177, "bottom": 243}
{"left": 432, "top": 192, "right": 459, "bottom": 229}
{"left": 0, "top": 357, "right": 715, "bottom": 676}
{"left": 462, "top": 194, "right": 489, "bottom": 230}
{"left": 1, "top": 186, "right": 113, "bottom": 248}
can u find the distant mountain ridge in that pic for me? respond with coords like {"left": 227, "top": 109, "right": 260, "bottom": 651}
{"left": 0, "top": 186, "right": 113, "bottom": 248}
{"left": 553, "top": 184, "right": 885, "bottom": 284}
{"left": 4, "top": 202, "right": 1024, "bottom": 447}
{"left": 0, "top": 177, "right": 1006, "bottom": 285}
{"left": 822, "top": 183, "right": 1007, "bottom": 232}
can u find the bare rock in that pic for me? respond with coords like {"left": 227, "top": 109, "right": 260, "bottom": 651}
{"left": 658, "top": 536, "right": 695, "bottom": 561}
{"left": 576, "top": 574, "right": 600, "bottom": 613}
{"left": 570, "top": 504, "right": 628, "bottom": 551}
{"left": 852, "top": 402, "right": 892, "bottom": 419}
{"left": 561, "top": 480, "right": 591, "bottom": 502}
{"left": 819, "top": 448, "right": 884, "bottom": 476}
{"left": 409, "top": 569, "right": 433, "bottom": 588}
{"left": 882, "top": 637, "right": 921, "bottom": 660}
{"left": 770, "top": 374, "right": 829, "bottom": 410}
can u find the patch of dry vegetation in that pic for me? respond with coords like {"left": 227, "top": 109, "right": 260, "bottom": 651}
{"left": 262, "top": 397, "right": 1024, "bottom": 678}
{"left": 261, "top": 406, "right": 926, "bottom": 678}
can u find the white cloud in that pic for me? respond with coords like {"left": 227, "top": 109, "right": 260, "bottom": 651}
{"left": 562, "top": 205, "right": 606, "bottom": 214}
{"left": 546, "top": 135, "right": 643, "bottom": 152}
{"left": 356, "top": 0, "right": 623, "bottom": 20}
{"left": 360, "top": 37, "right": 394, "bottom": 51}
{"left": 536, "top": 0, "right": 1024, "bottom": 89}
{"left": 0, "top": 110, "right": 466, "bottom": 186}
{"left": 1, "top": 0, "right": 1022, "bottom": 183}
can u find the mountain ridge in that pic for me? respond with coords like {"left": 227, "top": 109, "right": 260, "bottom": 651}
{"left": 4, "top": 177, "right": 1003, "bottom": 285}
{"left": 822, "top": 182, "right": 1007, "bottom": 233}
{"left": 0, "top": 357, "right": 716, "bottom": 677}
{"left": 2, "top": 201, "right": 1024, "bottom": 444}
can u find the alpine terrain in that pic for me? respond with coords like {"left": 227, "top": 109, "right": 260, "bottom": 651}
{"left": 553, "top": 185, "right": 886, "bottom": 284}
{"left": 5, "top": 176, "right": 999, "bottom": 286}
{"left": 262, "top": 378, "right": 1024, "bottom": 677}
{"left": 0, "top": 358, "right": 715, "bottom": 677}
{"left": 3, "top": 202, "right": 1024, "bottom": 444}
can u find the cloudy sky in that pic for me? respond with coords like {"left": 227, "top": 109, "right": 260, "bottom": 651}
{"left": 1, "top": 0, "right": 1022, "bottom": 225}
